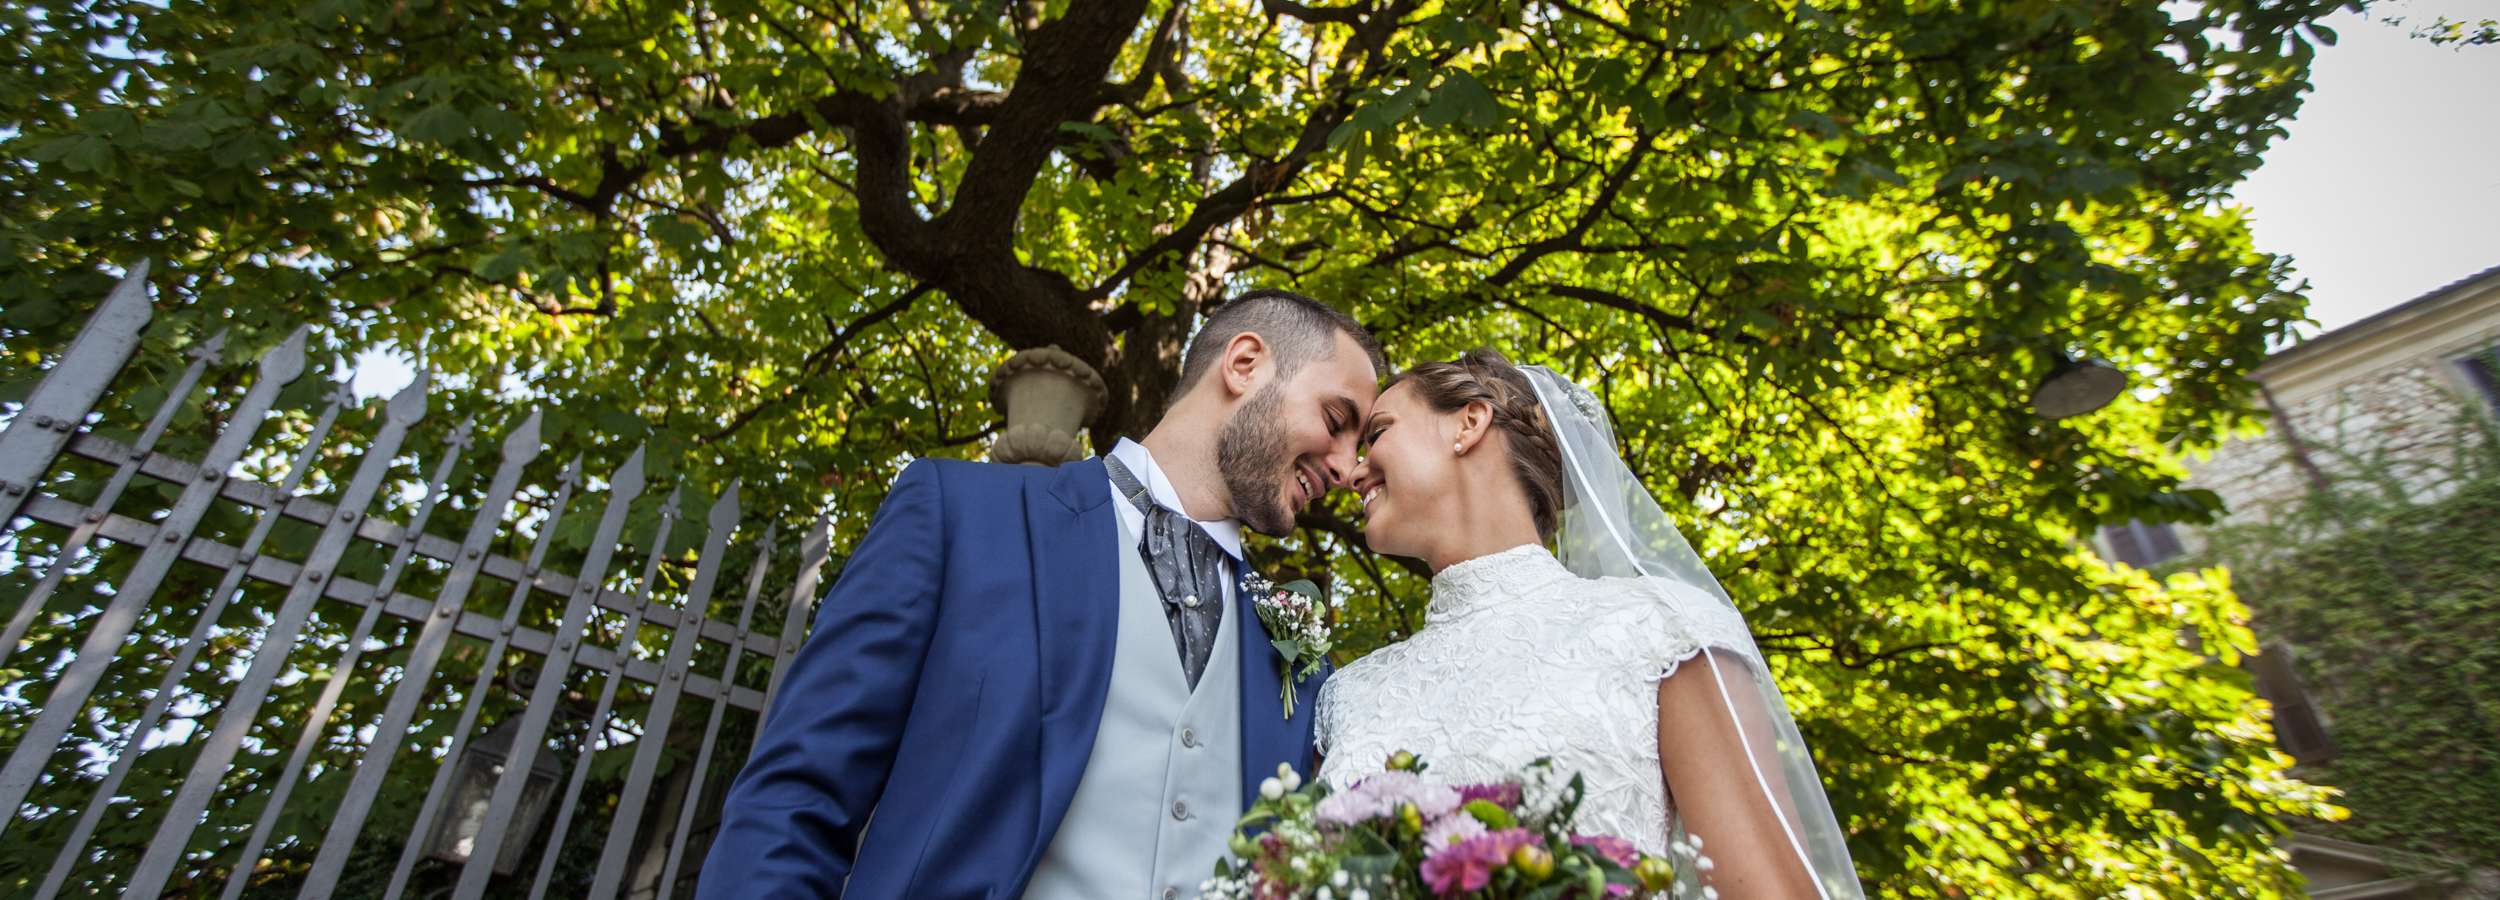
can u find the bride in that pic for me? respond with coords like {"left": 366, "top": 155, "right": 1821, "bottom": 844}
{"left": 1315, "top": 350, "right": 1863, "bottom": 899}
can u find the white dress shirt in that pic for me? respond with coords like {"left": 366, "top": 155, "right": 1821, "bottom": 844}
{"left": 1105, "top": 438, "right": 1244, "bottom": 631}
{"left": 1104, "top": 438, "right": 1245, "bottom": 559}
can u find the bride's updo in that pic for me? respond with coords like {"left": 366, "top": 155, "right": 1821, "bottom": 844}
{"left": 1382, "top": 349, "right": 1566, "bottom": 540}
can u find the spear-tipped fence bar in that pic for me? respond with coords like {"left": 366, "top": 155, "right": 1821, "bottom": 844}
{"left": 0, "top": 267, "right": 837, "bottom": 898}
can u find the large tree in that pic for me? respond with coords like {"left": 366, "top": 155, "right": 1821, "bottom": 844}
{"left": 3, "top": 0, "right": 2356, "bottom": 894}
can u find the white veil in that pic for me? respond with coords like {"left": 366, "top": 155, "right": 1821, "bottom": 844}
{"left": 1520, "top": 365, "right": 1863, "bottom": 900}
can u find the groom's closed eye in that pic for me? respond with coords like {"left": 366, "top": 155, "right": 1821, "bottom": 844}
{"left": 1324, "top": 397, "right": 1361, "bottom": 437}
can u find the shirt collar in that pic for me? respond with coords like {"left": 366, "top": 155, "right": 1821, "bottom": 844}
{"left": 1108, "top": 438, "right": 1246, "bottom": 559}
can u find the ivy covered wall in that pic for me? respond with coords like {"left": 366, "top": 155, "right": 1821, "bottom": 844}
{"left": 2189, "top": 419, "right": 2500, "bottom": 883}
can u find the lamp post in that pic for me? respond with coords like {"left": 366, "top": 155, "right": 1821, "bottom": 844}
{"left": 2031, "top": 352, "right": 2127, "bottom": 420}
{"left": 427, "top": 715, "right": 563, "bottom": 875}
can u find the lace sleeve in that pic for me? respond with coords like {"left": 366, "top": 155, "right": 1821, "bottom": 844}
{"left": 1630, "top": 577, "right": 1763, "bottom": 681}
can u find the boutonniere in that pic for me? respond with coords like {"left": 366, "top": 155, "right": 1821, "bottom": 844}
{"left": 1244, "top": 573, "right": 1332, "bottom": 719}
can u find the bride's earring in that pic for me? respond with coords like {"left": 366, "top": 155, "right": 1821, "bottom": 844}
{"left": 1453, "top": 441, "right": 1465, "bottom": 456}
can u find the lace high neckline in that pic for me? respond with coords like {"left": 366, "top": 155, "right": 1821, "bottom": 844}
{"left": 1427, "top": 544, "right": 1571, "bottom": 620}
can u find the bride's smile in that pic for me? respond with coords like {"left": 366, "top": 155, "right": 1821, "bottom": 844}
{"left": 1347, "top": 360, "right": 1556, "bottom": 573}
{"left": 1319, "top": 350, "right": 1854, "bottom": 899}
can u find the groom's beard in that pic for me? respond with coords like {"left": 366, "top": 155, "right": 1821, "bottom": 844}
{"left": 1217, "top": 381, "right": 1294, "bottom": 536}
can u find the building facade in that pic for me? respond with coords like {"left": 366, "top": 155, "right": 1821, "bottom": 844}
{"left": 2191, "top": 265, "right": 2500, "bottom": 535}
{"left": 2101, "top": 264, "right": 2500, "bottom": 571}
{"left": 2098, "top": 264, "right": 2500, "bottom": 899}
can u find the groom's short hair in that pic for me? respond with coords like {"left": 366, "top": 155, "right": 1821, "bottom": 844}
{"left": 1172, "top": 289, "right": 1386, "bottom": 406}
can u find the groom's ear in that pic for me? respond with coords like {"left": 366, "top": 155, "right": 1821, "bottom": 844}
{"left": 1217, "top": 331, "right": 1273, "bottom": 400}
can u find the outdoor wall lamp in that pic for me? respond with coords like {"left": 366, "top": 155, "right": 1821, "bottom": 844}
{"left": 2031, "top": 351, "right": 2127, "bottom": 420}
{"left": 427, "top": 715, "right": 563, "bottom": 875}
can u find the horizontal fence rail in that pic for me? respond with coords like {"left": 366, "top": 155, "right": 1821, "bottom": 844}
{"left": 0, "top": 264, "right": 834, "bottom": 899}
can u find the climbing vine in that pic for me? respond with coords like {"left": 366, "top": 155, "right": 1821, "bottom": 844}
{"left": 2184, "top": 404, "right": 2500, "bottom": 880}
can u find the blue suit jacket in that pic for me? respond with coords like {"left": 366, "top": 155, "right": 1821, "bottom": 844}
{"left": 699, "top": 456, "right": 1327, "bottom": 899}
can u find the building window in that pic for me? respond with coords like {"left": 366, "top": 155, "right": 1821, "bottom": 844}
{"left": 2099, "top": 520, "right": 2183, "bottom": 567}
{"left": 2457, "top": 344, "right": 2500, "bottom": 415}
{"left": 2251, "top": 642, "right": 2337, "bottom": 765}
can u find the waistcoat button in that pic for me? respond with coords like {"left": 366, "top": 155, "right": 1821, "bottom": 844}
{"left": 1171, "top": 799, "right": 1189, "bottom": 820}
{"left": 1181, "top": 727, "right": 1198, "bottom": 748}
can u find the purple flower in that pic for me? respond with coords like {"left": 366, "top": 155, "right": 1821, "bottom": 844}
{"left": 1314, "top": 770, "right": 1460, "bottom": 825}
{"left": 1314, "top": 784, "right": 1389, "bottom": 825}
{"left": 1420, "top": 828, "right": 1539, "bottom": 896}
{"left": 1455, "top": 781, "right": 1523, "bottom": 809}
{"left": 1571, "top": 833, "right": 1640, "bottom": 869}
{"left": 1421, "top": 811, "right": 1488, "bottom": 848}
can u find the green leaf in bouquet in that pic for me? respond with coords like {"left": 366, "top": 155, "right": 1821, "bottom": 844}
{"left": 1272, "top": 638, "right": 1303, "bottom": 660}
{"left": 1556, "top": 857, "right": 1605, "bottom": 898}
{"left": 1463, "top": 799, "right": 1517, "bottom": 829}
{"left": 1276, "top": 578, "right": 1322, "bottom": 601}
{"left": 1552, "top": 769, "right": 1589, "bottom": 823}
{"left": 1339, "top": 850, "right": 1401, "bottom": 879}
{"left": 1341, "top": 823, "right": 1400, "bottom": 857}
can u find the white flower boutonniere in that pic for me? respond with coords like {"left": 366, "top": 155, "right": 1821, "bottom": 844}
{"left": 1245, "top": 573, "right": 1332, "bottom": 719}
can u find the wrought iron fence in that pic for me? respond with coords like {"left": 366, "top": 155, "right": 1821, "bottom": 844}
{"left": 0, "top": 262, "right": 834, "bottom": 899}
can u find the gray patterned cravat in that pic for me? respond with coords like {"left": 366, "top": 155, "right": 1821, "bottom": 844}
{"left": 1103, "top": 455, "right": 1228, "bottom": 689}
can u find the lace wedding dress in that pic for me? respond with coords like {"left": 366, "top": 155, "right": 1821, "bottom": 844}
{"left": 1313, "top": 543, "right": 1761, "bottom": 856}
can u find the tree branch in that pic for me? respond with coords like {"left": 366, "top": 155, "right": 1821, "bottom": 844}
{"left": 1261, "top": 0, "right": 1370, "bottom": 26}
{"left": 938, "top": 0, "right": 1149, "bottom": 249}
{"left": 701, "top": 285, "right": 929, "bottom": 444}
{"left": 1298, "top": 505, "right": 1429, "bottom": 579}
{"left": 1536, "top": 283, "right": 1749, "bottom": 344}
{"left": 1087, "top": 0, "right": 1438, "bottom": 299}
{"left": 936, "top": 422, "right": 1005, "bottom": 447}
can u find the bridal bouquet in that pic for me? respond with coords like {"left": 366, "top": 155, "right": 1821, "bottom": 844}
{"left": 1203, "top": 754, "right": 1709, "bottom": 900}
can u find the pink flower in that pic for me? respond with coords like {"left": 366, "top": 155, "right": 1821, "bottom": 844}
{"left": 1455, "top": 781, "right": 1523, "bottom": 809}
{"left": 1420, "top": 828, "right": 1539, "bottom": 896}
{"left": 1571, "top": 833, "right": 1640, "bottom": 868}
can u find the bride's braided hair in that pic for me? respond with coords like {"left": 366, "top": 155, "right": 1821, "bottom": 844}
{"left": 1383, "top": 348, "right": 1566, "bottom": 541}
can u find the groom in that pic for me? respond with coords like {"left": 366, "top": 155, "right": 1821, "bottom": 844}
{"left": 700, "top": 290, "right": 1385, "bottom": 900}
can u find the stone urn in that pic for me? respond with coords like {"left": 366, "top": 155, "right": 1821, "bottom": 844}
{"left": 987, "top": 346, "right": 1108, "bottom": 466}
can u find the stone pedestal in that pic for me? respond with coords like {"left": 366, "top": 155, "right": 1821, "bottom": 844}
{"left": 988, "top": 346, "right": 1108, "bottom": 466}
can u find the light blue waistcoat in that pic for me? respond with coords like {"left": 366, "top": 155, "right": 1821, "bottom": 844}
{"left": 1023, "top": 514, "right": 1244, "bottom": 900}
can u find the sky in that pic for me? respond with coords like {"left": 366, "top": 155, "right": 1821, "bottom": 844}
{"left": 2229, "top": 0, "right": 2500, "bottom": 338}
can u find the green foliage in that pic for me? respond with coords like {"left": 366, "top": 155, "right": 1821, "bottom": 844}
{"left": 0, "top": 0, "right": 2371, "bottom": 894}
{"left": 2183, "top": 409, "right": 2500, "bottom": 879}
{"left": 2389, "top": 14, "right": 2500, "bottom": 46}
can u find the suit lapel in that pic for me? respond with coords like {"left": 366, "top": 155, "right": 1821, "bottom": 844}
{"left": 1022, "top": 457, "right": 1119, "bottom": 877}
